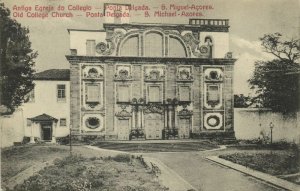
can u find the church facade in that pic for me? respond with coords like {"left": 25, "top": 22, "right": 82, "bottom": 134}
{"left": 66, "top": 18, "right": 236, "bottom": 140}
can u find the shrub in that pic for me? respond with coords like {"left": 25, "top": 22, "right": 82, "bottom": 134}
{"left": 112, "top": 154, "right": 131, "bottom": 163}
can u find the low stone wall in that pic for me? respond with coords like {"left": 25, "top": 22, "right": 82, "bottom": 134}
{"left": 0, "top": 110, "right": 25, "bottom": 148}
{"left": 234, "top": 108, "right": 300, "bottom": 144}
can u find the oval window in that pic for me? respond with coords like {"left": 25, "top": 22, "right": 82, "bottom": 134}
{"left": 85, "top": 117, "right": 100, "bottom": 129}
{"left": 207, "top": 115, "right": 220, "bottom": 127}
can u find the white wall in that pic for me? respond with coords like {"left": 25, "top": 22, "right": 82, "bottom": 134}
{"left": 0, "top": 110, "right": 24, "bottom": 148}
{"left": 234, "top": 108, "right": 300, "bottom": 143}
{"left": 69, "top": 31, "right": 106, "bottom": 55}
{"left": 22, "top": 80, "right": 70, "bottom": 139}
{"left": 200, "top": 32, "right": 229, "bottom": 58}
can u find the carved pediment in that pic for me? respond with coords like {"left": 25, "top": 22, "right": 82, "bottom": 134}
{"left": 204, "top": 68, "right": 223, "bottom": 82}
{"left": 115, "top": 65, "right": 133, "bottom": 81}
{"left": 177, "top": 66, "right": 193, "bottom": 81}
{"left": 115, "top": 104, "right": 132, "bottom": 119}
{"left": 82, "top": 65, "right": 104, "bottom": 79}
{"left": 143, "top": 103, "right": 164, "bottom": 114}
{"left": 144, "top": 66, "right": 165, "bottom": 82}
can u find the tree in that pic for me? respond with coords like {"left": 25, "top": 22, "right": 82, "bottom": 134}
{"left": 234, "top": 94, "right": 252, "bottom": 108}
{"left": 0, "top": 3, "right": 38, "bottom": 114}
{"left": 248, "top": 33, "right": 300, "bottom": 113}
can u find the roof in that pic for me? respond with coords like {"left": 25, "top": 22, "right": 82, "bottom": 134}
{"left": 34, "top": 69, "right": 70, "bottom": 81}
{"left": 29, "top": 113, "right": 58, "bottom": 122}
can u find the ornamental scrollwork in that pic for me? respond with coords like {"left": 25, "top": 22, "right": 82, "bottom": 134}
{"left": 204, "top": 68, "right": 223, "bottom": 81}
{"left": 115, "top": 104, "right": 132, "bottom": 119}
{"left": 182, "top": 33, "right": 211, "bottom": 58}
{"left": 115, "top": 65, "right": 132, "bottom": 81}
{"left": 143, "top": 103, "right": 164, "bottom": 114}
{"left": 115, "top": 110, "right": 132, "bottom": 119}
{"left": 144, "top": 66, "right": 165, "bottom": 82}
{"left": 96, "top": 31, "right": 125, "bottom": 56}
{"left": 178, "top": 109, "right": 193, "bottom": 116}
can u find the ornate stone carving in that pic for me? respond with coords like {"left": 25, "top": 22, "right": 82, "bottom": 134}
{"left": 114, "top": 65, "right": 132, "bottom": 81}
{"left": 143, "top": 103, "right": 164, "bottom": 114}
{"left": 178, "top": 104, "right": 193, "bottom": 118}
{"left": 115, "top": 104, "right": 132, "bottom": 119}
{"left": 182, "top": 33, "right": 211, "bottom": 58}
{"left": 144, "top": 66, "right": 165, "bottom": 82}
{"left": 82, "top": 65, "right": 104, "bottom": 79}
{"left": 97, "top": 31, "right": 125, "bottom": 56}
{"left": 96, "top": 42, "right": 107, "bottom": 54}
{"left": 177, "top": 66, "right": 193, "bottom": 81}
{"left": 115, "top": 110, "right": 132, "bottom": 119}
{"left": 204, "top": 68, "right": 223, "bottom": 81}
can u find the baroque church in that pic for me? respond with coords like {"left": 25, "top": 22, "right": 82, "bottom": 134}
{"left": 66, "top": 5, "right": 236, "bottom": 140}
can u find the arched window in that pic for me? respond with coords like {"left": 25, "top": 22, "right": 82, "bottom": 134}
{"left": 144, "top": 32, "right": 163, "bottom": 57}
{"left": 120, "top": 35, "right": 139, "bottom": 56}
{"left": 168, "top": 37, "right": 187, "bottom": 57}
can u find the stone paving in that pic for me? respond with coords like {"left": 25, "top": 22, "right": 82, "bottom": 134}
{"left": 142, "top": 151, "right": 287, "bottom": 191}
{"left": 207, "top": 156, "right": 299, "bottom": 191}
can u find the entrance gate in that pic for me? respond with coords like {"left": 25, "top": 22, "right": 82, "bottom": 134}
{"left": 144, "top": 113, "right": 164, "bottom": 139}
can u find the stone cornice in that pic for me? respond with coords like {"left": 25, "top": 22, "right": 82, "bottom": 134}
{"left": 65, "top": 55, "right": 237, "bottom": 65}
{"left": 103, "top": 23, "right": 229, "bottom": 32}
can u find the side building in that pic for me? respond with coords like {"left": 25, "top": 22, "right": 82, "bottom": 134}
{"left": 66, "top": 18, "right": 236, "bottom": 140}
{"left": 22, "top": 69, "right": 70, "bottom": 143}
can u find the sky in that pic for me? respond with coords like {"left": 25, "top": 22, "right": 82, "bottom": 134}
{"left": 3, "top": 0, "right": 300, "bottom": 94}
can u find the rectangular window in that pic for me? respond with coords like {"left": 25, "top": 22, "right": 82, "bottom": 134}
{"left": 57, "top": 84, "right": 66, "bottom": 101}
{"left": 86, "top": 40, "right": 96, "bottom": 56}
{"left": 87, "top": 84, "right": 100, "bottom": 102}
{"left": 179, "top": 86, "right": 190, "bottom": 101}
{"left": 60, "top": 118, "right": 67, "bottom": 126}
{"left": 26, "top": 119, "right": 32, "bottom": 126}
{"left": 117, "top": 85, "right": 130, "bottom": 103}
{"left": 207, "top": 85, "right": 219, "bottom": 101}
{"left": 148, "top": 86, "right": 160, "bottom": 102}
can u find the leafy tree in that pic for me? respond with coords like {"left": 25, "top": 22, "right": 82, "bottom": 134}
{"left": 248, "top": 33, "right": 300, "bottom": 113}
{"left": 234, "top": 94, "right": 252, "bottom": 108}
{"left": 0, "top": 3, "right": 37, "bottom": 114}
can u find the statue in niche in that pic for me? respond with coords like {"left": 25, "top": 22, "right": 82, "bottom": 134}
{"left": 204, "top": 36, "right": 213, "bottom": 58}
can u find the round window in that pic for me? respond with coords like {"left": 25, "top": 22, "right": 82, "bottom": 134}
{"left": 85, "top": 117, "right": 100, "bottom": 129}
{"left": 207, "top": 115, "right": 220, "bottom": 127}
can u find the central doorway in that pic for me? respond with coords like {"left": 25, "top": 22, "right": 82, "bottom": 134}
{"left": 41, "top": 123, "right": 52, "bottom": 141}
{"left": 144, "top": 113, "right": 164, "bottom": 139}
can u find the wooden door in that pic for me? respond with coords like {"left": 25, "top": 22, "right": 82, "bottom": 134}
{"left": 117, "top": 119, "right": 130, "bottom": 140}
{"left": 178, "top": 118, "right": 190, "bottom": 139}
{"left": 42, "top": 123, "right": 52, "bottom": 141}
{"left": 144, "top": 113, "right": 163, "bottom": 139}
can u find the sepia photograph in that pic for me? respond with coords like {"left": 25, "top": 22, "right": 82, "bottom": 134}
{"left": 0, "top": 0, "right": 299, "bottom": 190}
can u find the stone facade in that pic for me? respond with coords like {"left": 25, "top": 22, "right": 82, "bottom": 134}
{"left": 66, "top": 18, "right": 236, "bottom": 140}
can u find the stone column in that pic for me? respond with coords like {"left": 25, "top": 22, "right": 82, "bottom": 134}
{"left": 51, "top": 121, "right": 57, "bottom": 143}
{"left": 30, "top": 122, "right": 35, "bottom": 143}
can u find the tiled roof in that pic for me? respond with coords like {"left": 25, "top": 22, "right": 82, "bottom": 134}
{"left": 29, "top": 113, "right": 58, "bottom": 122}
{"left": 34, "top": 69, "right": 70, "bottom": 81}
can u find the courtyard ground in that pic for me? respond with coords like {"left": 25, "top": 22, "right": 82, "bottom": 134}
{"left": 2, "top": 142, "right": 299, "bottom": 191}
{"left": 1, "top": 145, "right": 166, "bottom": 191}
